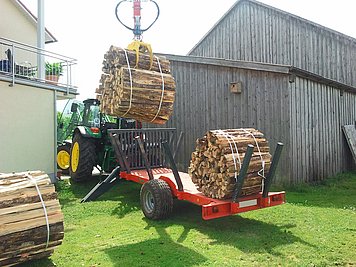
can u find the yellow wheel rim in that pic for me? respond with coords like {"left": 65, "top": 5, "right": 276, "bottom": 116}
{"left": 71, "top": 142, "right": 80, "bottom": 172}
{"left": 57, "top": 150, "right": 70, "bottom": 170}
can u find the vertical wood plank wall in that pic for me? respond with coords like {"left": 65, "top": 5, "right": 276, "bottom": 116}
{"left": 189, "top": 1, "right": 356, "bottom": 87}
{"left": 289, "top": 77, "right": 355, "bottom": 183}
{"left": 166, "top": 61, "right": 291, "bottom": 184}
{"left": 165, "top": 60, "right": 356, "bottom": 184}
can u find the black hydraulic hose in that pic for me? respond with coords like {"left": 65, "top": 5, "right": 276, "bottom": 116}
{"left": 115, "top": 0, "right": 134, "bottom": 32}
{"left": 141, "top": 0, "right": 160, "bottom": 32}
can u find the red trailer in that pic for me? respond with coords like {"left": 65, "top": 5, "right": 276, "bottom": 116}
{"left": 82, "top": 129, "right": 285, "bottom": 221}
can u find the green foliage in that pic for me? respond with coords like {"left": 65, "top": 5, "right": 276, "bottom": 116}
{"left": 25, "top": 173, "right": 356, "bottom": 267}
{"left": 57, "top": 112, "right": 71, "bottom": 129}
{"left": 46, "top": 62, "right": 63, "bottom": 76}
{"left": 57, "top": 111, "right": 74, "bottom": 143}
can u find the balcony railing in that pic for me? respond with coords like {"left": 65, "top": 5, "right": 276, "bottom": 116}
{"left": 0, "top": 37, "right": 77, "bottom": 94}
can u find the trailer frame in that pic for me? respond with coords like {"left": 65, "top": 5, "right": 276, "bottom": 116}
{"left": 82, "top": 128, "right": 286, "bottom": 221}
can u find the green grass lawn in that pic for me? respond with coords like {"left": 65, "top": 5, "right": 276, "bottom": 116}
{"left": 21, "top": 172, "right": 355, "bottom": 267}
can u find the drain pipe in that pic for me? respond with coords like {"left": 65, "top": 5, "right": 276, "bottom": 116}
{"left": 37, "top": 0, "right": 57, "bottom": 182}
{"left": 53, "top": 90, "right": 58, "bottom": 183}
{"left": 37, "top": 0, "right": 45, "bottom": 80}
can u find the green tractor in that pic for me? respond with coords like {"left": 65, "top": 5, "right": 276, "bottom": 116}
{"left": 68, "top": 99, "right": 138, "bottom": 182}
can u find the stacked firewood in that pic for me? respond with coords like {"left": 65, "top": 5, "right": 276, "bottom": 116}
{"left": 0, "top": 171, "right": 64, "bottom": 266}
{"left": 188, "top": 129, "right": 272, "bottom": 199}
{"left": 96, "top": 46, "right": 176, "bottom": 124}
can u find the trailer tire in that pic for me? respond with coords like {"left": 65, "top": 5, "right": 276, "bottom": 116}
{"left": 140, "top": 179, "right": 173, "bottom": 220}
{"left": 69, "top": 132, "right": 96, "bottom": 182}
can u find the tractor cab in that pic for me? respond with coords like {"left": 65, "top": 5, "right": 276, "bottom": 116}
{"left": 81, "top": 99, "right": 101, "bottom": 128}
{"left": 75, "top": 99, "right": 139, "bottom": 136}
{"left": 74, "top": 99, "right": 102, "bottom": 138}
{"left": 73, "top": 98, "right": 120, "bottom": 138}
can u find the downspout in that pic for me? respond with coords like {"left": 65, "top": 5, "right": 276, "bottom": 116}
{"left": 37, "top": 0, "right": 45, "bottom": 80}
{"left": 37, "top": 0, "right": 56, "bottom": 182}
{"left": 53, "top": 90, "right": 58, "bottom": 183}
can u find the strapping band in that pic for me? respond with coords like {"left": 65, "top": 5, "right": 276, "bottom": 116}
{"left": 122, "top": 48, "right": 133, "bottom": 117}
{"left": 241, "top": 129, "right": 266, "bottom": 179}
{"left": 217, "top": 130, "right": 242, "bottom": 181}
{"left": 150, "top": 56, "right": 165, "bottom": 122}
{"left": 27, "top": 174, "right": 50, "bottom": 250}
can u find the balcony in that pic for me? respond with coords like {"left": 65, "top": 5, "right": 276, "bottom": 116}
{"left": 0, "top": 37, "right": 78, "bottom": 97}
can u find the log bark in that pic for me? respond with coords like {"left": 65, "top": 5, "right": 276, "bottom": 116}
{"left": 189, "top": 129, "right": 271, "bottom": 199}
{"left": 96, "top": 46, "right": 176, "bottom": 124}
{"left": 0, "top": 171, "right": 64, "bottom": 267}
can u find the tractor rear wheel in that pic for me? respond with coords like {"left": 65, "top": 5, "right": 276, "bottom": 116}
{"left": 57, "top": 143, "right": 71, "bottom": 175}
{"left": 140, "top": 179, "right": 173, "bottom": 220}
{"left": 69, "top": 132, "right": 96, "bottom": 182}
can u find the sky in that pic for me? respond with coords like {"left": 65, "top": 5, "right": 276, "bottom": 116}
{"left": 21, "top": 0, "right": 356, "bottom": 101}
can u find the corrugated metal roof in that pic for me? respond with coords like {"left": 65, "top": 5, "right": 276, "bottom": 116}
{"left": 189, "top": 0, "right": 356, "bottom": 55}
{"left": 162, "top": 53, "right": 356, "bottom": 93}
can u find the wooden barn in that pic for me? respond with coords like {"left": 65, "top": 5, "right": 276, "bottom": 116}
{"left": 162, "top": 0, "right": 356, "bottom": 184}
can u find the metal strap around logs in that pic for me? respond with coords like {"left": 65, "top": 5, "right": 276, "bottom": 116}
{"left": 262, "top": 142, "right": 284, "bottom": 198}
{"left": 232, "top": 144, "right": 254, "bottom": 203}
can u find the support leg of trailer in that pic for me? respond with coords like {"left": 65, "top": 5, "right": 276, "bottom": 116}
{"left": 162, "top": 141, "right": 184, "bottom": 191}
{"left": 232, "top": 144, "right": 254, "bottom": 202}
{"left": 262, "top": 142, "right": 284, "bottom": 198}
{"left": 173, "top": 131, "right": 184, "bottom": 161}
{"left": 136, "top": 137, "right": 154, "bottom": 181}
{"left": 108, "top": 133, "right": 131, "bottom": 173}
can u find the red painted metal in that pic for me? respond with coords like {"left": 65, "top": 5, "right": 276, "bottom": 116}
{"left": 133, "top": 0, "right": 141, "bottom": 16}
{"left": 120, "top": 168, "right": 285, "bottom": 220}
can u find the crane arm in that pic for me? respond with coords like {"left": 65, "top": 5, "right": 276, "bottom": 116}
{"left": 115, "top": 0, "right": 160, "bottom": 69}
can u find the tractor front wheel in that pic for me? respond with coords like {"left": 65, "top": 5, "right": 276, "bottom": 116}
{"left": 140, "top": 179, "right": 173, "bottom": 220}
{"left": 57, "top": 143, "right": 71, "bottom": 174}
{"left": 69, "top": 132, "right": 96, "bottom": 182}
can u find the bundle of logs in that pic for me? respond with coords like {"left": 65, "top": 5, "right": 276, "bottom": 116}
{"left": 96, "top": 46, "right": 176, "bottom": 124}
{"left": 188, "top": 129, "right": 272, "bottom": 199}
{"left": 0, "top": 171, "right": 64, "bottom": 267}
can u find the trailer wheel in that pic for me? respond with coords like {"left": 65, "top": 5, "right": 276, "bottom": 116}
{"left": 140, "top": 179, "right": 173, "bottom": 220}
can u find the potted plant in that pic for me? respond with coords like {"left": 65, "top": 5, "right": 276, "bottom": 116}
{"left": 45, "top": 62, "right": 63, "bottom": 84}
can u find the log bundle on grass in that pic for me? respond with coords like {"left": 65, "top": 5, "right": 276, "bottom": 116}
{"left": 189, "top": 129, "right": 272, "bottom": 199}
{"left": 0, "top": 171, "right": 64, "bottom": 267}
{"left": 96, "top": 46, "right": 176, "bottom": 124}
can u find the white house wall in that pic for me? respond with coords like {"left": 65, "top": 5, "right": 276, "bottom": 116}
{"left": 0, "top": 82, "right": 55, "bottom": 175}
{"left": 0, "top": 1, "right": 37, "bottom": 46}
{"left": 0, "top": 1, "right": 38, "bottom": 65}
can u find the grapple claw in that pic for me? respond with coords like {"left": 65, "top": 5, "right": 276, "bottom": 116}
{"left": 127, "top": 40, "right": 153, "bottom": 69}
